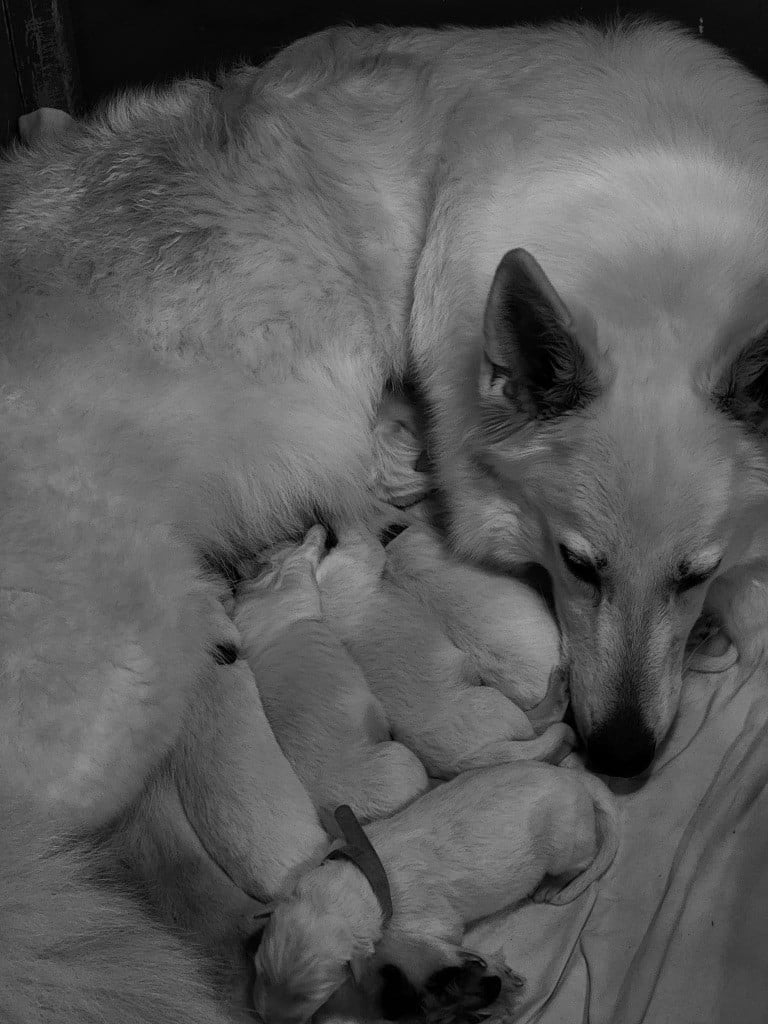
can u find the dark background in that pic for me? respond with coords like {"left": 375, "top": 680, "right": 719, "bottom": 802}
{"left": 2, "top": 0, "right": 768, "bottom": 147}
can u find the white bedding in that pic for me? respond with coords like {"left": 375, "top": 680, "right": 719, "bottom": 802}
{"left": 468, "top": 645, "right": 768, "bottom": 1024}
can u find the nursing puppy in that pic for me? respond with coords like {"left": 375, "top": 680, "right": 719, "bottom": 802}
{"left": 384, "top": 523, "right": 566, "bottom": 728}
{"left": 251, "top": 761, "right": 618, "bottom": 1024}
{"left": 316, "top": 527, "right": 574, "bottom": 778}
{"left": 233, "top": 525, "right": 429, "bottom": 822}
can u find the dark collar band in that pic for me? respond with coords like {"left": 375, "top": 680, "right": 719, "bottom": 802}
{"left": 323, "top": 804, "right": 393, "bottom": 926}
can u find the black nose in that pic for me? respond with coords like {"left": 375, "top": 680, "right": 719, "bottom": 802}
{"left": 586, "top": 713, "right": 657, "bottom": 778}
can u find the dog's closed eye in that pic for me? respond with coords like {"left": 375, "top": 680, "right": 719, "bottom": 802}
{"left": 558, "top": 544, "right": 602, "bottom": 591}
{"left": 675, "top": 558, "right": 721, "bottom": 595}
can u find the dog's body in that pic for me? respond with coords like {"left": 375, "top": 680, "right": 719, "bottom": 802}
{"left": 316, "top": 526, "right": 573, "bottom": 777}
{"left": 252, "top": 761, "right": 618, "bottom": 1024}
{"left": 0, "top": 797, "right": 245, "bottom": 1024}
{"left": 4, "top": 16, "right": 768, "bottom": 1021}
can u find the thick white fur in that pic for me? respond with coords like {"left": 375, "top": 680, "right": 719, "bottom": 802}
{"left": 4, "top": 15, "right": 768, "bottom": 1017}
{"left": 233, "top": 525, "right": 429, "bottom": 821}
{"left": 0, "top": 797, "right": 247, "bottom": 1024}
{"left": 252, "top": 761, "right": 618, "bottom": 1024}
{"left": 316, "top": 526, "right": 574, "bottom": 777}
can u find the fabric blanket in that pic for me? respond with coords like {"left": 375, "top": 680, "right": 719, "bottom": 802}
{"left": 467, "top": 643, "right": 768, "bottom": 1024}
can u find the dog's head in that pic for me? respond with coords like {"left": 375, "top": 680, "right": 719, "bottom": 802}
{"left": 470, "top": 247, "right": 768, "bottom": 777}
{"left": 251, "top": 898, "right": 355, "bottom": 1024}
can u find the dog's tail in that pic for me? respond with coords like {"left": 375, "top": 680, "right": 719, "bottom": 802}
{"left": 0, "top": 802, "right": 239, "bottom": 1024}
{"left": 544, "top": 769, "right": 620, "bottom": 906}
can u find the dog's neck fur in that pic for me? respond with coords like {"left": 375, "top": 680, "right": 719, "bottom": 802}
{"left": 297, "top": 859, "right": 386, "bottom": 957}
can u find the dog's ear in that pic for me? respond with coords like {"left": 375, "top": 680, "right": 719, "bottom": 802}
{"left": 480, "top": 248, "right": 603, "bottom": 420}
{"left": 710, "top": 326, "right": 768, "bottom": 433}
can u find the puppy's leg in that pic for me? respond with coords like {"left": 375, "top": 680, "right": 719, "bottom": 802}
{"left": 408, "top": 684, "right": 574, "bottom": 778}
{"left": 531, "top": 769, "right": 619, "bottom": 906}
{"left": 456, "top": 721, "right": 575, "bottom": 772}
{"left": 175, "top": 656, "right": 328, "bottom": 900}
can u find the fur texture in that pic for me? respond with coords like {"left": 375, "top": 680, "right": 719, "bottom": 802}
{"left": 233, "top": 525, "right": 429, "bottom": 822}
{"left": 0, "top": 798, "right": 245, "bottom": 1024}
{"left": 4, "top": 15, "right": 768, "bottom": 1018}
{"left": 252, "top": 761, "right": 618, "bottom": 1024}
{"left": 316, "top": 525, "right": 573, "bottom": 777}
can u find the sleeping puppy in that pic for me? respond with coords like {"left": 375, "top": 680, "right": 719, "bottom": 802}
{"left": 251, "top": 760, "right": 618, "bottom": 1024}
{"left": 232, "top": 525, "right": 429, "bottom": 823}
{"left": 384, "top": 523, "right": 567, "bottom": 731}
{"left": 316, "top": 527, "right": 574, "bottom": 778}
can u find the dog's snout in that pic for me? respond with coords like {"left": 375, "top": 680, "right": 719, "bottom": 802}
{"left": 585, "top": 711, "right": 657, "bottom": 778}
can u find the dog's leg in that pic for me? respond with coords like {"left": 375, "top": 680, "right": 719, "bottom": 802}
{"left": 700, "top": 562, "right": 768, "bottom": 678}
{"left": 175, "top": 656, "right": 329, "bottom": 900}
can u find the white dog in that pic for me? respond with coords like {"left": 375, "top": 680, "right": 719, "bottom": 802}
{"left": 315, "top": 527, "right": 574, "bottom": 778}
{"left": 5, "top": 17, "right": 768, "bottom": 1019}
{"left": 252, "top": 761, "right": 618, "bottom": 1024}
{"left": 233, "top": 524, "right": 429, "bottom": 822}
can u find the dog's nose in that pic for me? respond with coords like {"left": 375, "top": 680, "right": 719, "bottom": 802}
{"left": 585, "top": 715, "right": 657, "bottom": 778}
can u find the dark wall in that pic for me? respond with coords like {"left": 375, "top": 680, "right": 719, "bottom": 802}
{"left": 2, "top": 0, "right": 768, "bottom": 145}
{"left": 66, "top": 0, "right": 768, "bottom": 106}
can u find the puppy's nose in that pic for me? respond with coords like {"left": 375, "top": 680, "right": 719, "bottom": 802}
{"left": 585, "top": 713, "right": 657, "bottom": 778}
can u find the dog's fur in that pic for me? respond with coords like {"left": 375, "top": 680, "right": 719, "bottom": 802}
{"left": 233, "top": 525, "right": 429, "bottom": 821}
{"left": 316, "top": 525, "right": 574, "bottom": 777}
{"left": 4, "top": 15, "right": 768, "bottom": 1019}
{"left": 252, "top": 761, "right": 618, "bottom": 1024}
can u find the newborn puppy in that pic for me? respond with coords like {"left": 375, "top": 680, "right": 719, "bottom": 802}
{"left": 233, "top": 525, "right": 428, "bottom": 823}
{"left": 316, "top": 527, "right": 574, "bottom": 778}
{"left": 252, "top": 761, "right": 618, "bottom": 1024}
{"left": 385, "top": 524, "right": 562, "bottom": 717}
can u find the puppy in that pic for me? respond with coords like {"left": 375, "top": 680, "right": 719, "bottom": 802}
{"left": 233, "top": 525, "right": 429, "bottom": 823}
{"left": 384, "top": 523, "right": 566, "bottom": 727}
{"left": 316, "top": 528, "right": 574, "bottom": 778}
{"left": 252, "top": 761, "right": 618, "bottom": 1024}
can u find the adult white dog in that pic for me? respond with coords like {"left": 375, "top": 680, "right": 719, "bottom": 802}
{"left": 3, "top": 15, "right": 768, "bottom": 1022}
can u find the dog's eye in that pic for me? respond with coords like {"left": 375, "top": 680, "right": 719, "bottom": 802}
{"left": 676, "top": 561, "right": 721, "bottom": 595}
{"left": 558, "top": 544, "right": 601, "bottom": 590}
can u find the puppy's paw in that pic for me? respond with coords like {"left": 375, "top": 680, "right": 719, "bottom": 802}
{"left": 527, "top": 667, "right": 570, "bottom": 734}
{"left": 378, "top": 958, "right": 507, "bottom": 1024}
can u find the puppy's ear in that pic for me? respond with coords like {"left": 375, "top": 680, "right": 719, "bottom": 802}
{"left": 481, "top": 249, "right": 603, "bottom": 420}
{"left": 710, "top": 326, "right": 768, "bottom": 433}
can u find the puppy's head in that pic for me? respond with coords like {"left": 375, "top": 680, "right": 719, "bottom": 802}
{"left": 468, "top": 245, "right": 768, "bottom": 778}
{"left": 252, "top": 898, "right": 358, "bottom": 1024}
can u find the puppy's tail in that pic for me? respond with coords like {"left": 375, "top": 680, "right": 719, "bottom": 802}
{"left": 545, "top": 769, "right": 620, "bottom": 906}
{"left": 0, "top": 802, "right": 240, "bottom": 1024}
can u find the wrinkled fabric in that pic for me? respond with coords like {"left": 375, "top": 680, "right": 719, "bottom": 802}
{"left": 468, "top": 645, "right": 768, "bottom": 1024}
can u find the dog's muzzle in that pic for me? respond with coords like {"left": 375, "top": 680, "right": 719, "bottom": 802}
{"left": 585, "top": 717, "right": 657, "bottom": 778}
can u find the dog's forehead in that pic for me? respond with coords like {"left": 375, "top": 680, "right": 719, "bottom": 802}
{"left": 551, "top": 396, "right": 739, "bottom": 561}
